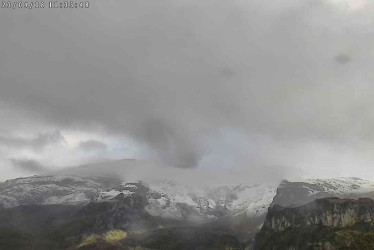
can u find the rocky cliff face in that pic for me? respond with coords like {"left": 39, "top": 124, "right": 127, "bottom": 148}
{"left": 265, "top": 197, "right": 374, "bottom": 232}
{"left": 256, "top": 197, "right": 374, "bottom": 250}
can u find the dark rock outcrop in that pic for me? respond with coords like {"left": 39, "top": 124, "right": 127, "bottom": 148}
{"left": 255, "top": 197, "right": 374, "bottom": 250}
{"left": 265, "top": 197, "right": 374, "bottom": 232}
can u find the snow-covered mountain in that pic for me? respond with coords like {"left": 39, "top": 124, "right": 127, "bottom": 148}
{"left": 101, "top": 180, "right": 277, "bottom": 221}
{"left": 272, "top": 177, "right": 374, "bottom": 208}
{"left": 2, "top": 173, "right": 374, "bottom": 221}
{"left": 0, "top": 175, "right": 121, "bottom": 208}
{"left": 0, "top": 174, "right": 277, "bottom": 222}
{"left": 3, "top": 170, "right": 374, "bottom": 249}
{"left": 0, "top": 172, "right": 277, "bottom": 249}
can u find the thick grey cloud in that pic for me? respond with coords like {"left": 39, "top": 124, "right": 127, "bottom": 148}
{"left": 79, "top": 140, "right": 107, "bottom": 151}
{"left": 0, "top": 131, "right": 65, "bottom": 151}
{"left": 334, "top": 53, "right": 352, "bottom": 65}
{"left": 1, "top": 0, "right": 374, "bottom": 177}
{"left": 10, "top": 159, "right": 48, "bottom": 174}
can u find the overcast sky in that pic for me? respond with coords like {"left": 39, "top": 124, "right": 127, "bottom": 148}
{"left": 1, "top": 0, "right": 374, "bottom": 181}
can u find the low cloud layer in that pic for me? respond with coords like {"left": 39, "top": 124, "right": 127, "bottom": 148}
{"left": 0, "top": 131, "right": 65, "bottom": 151}
{"left": 1, "top": 0, "right": 374, "bottom": 180}
{"left": 11, "top": 159, "right": 48, "bottom": 174}
{"left": 79, "top": 140, "right": 107, "bottom": 151}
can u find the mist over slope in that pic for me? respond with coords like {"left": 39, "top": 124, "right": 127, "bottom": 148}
{"left": 50, "top": 159, "right": 283, "bottom": 186}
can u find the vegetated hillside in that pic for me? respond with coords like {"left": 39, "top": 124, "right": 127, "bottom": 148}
{"left": 255, "top": 197, "right": 374, "bottom": 250}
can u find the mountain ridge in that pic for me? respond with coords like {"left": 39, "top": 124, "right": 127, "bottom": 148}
{"left": 2, "top": 167, "right": 374, "bottom": 249}
{"left": 255, "top": 197, "right": 374, "bottom": 250}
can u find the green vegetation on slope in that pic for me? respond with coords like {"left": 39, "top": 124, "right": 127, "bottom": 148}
{"left": 0, "top": 227, "right": 34, "bottom": 250}
{"left": 255, "top": 223, "right": 374, "bottom": 250}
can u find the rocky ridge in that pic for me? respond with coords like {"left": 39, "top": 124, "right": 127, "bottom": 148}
{"left": 272, "top": 177, "right": 374, "bottom": 208}
{"left": 3, "top": 174, "right": 374, "bottom": 249}
{"left": 0, "top": 175, "right": 277, "bottom": 222}
{"left": 265, "top": 197, "right": 374, "bottom": 232}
